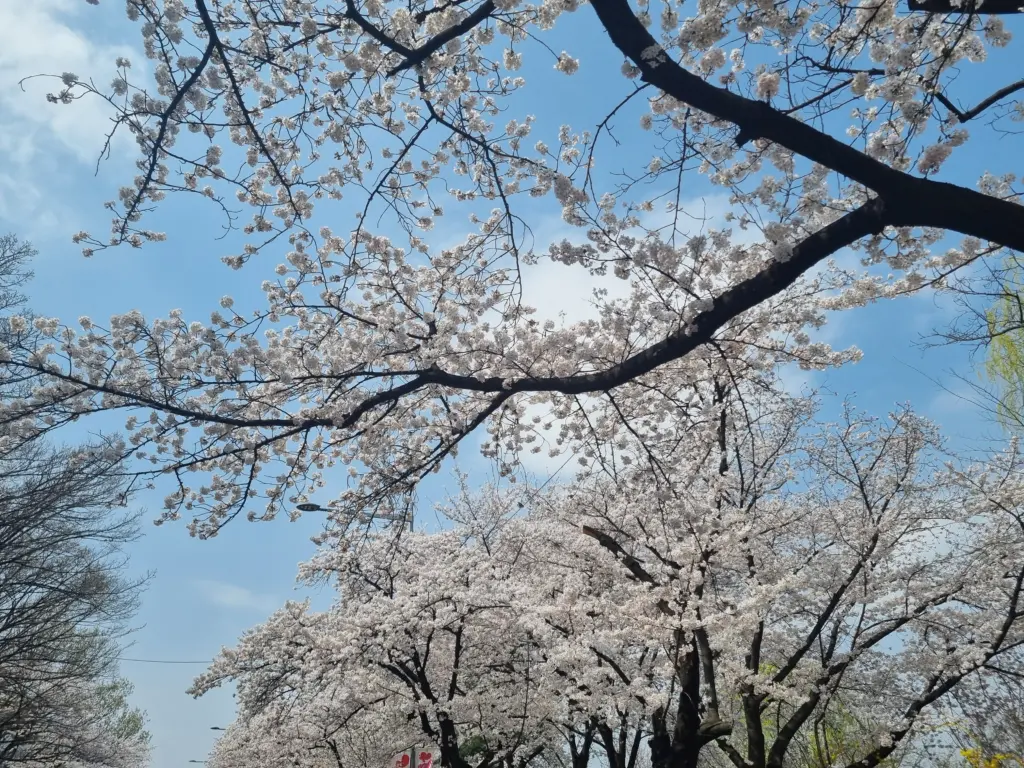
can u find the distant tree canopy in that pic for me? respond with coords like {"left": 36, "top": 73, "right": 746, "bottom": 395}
{"left": 0, "top": 235, "right": 150, "bottom": 768}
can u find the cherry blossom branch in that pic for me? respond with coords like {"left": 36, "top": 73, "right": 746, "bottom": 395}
{"left": 194, "top": 0, "right": 299, "bottom": 217}
{"left": 588, "top": 0, "right": 1024, "bottom": 252}
{"left": 331, "top": 0, "right": 497, "bottom": 78}
{"left": 933, "top": 78, "right": 1024, "bottom": 123}
{"left": 342, "top": 0, "right": 416, "bottom": 59}
{"left": 5, "top": 202, "right": 887, "bottom": 458}
{"left": 387, "top": 0, "right": 497, "bottom": 76}
{"left": 117, "top": 39, "right": 215, "bottom": 245}
{"left": 770, "top": 533, "right": 879, "bottom": 686}
{"left": 480, "top": 203, "right": 883, "bottom": 393}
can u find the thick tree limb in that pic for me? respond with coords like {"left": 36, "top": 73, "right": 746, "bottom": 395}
{"left": 588, "top": 0, "right": 1024, "bottom": 253}
{"left": 908, "top": 0, "right": 1024, "bottom": 12}
{"left": 580, "top": 525, "right": 657, "bottom": 585}
{"left": 697, "top": 717, "right": 733, "bottom": 741}
{"left": 716, "top": 740, "right": 750, "bottom": 768}
{"left": 427, "top": 199, "right": 888, "bottom": 396}
{"left": 766, "top": 694, "right": 821, "bottom": 768}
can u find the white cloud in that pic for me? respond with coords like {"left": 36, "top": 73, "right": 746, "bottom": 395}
{"left": 194, "top": 580, "right": 279, "bottom": 613}
{"left": 0, "top": 0, "right": 142, "bottom": 242}
{"left": 518, "top": 193, "right": 739, "bottom": 327}
{"left": 0, "top": 0, "right": 136, "bottom": 164}
{"left": 0, "top": 169, "right": 63, "bottom": 237}
{"left": 517, "top": 257, "right": 629, "bottom": 325}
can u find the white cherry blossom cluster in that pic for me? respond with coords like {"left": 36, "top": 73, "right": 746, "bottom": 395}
{"left": 194, "top": 388, "right": 1024, "bottom": 768}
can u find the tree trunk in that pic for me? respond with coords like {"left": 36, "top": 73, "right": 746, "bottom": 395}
{"left": 650, "top": 744, "right": 702, "bottom": 768}
{"left": 572, "top": 744, "right": 592, "bottom": 768}
{"left": 650, "top": 719, "right": 703, "bottom": 768}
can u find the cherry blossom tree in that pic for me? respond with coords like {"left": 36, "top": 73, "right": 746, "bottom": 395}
{"left": 10, "top": 5, "right": 1024, "bottom": 764}
{"left": 191, "top": 384, "right": 1024, "bottom": 768}
{"left": 5, "top": 0, "right": 1024, "bottom": 535}
{"left": 193, "top": 520, "right": 568, "bottom": 768}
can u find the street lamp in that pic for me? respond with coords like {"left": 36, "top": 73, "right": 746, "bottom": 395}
{"left": 293, "top": 502, "right": 410, "bottom": 527}
{"left": 296, "top": 499, "right": 416, "bottom": 768}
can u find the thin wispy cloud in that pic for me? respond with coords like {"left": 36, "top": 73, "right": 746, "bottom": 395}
{"left": 0, "top": 0, "right": 142, "bottom": 242}
{"left": 0, "top": 0, "right": 136, "bottom": 164}
{"left": 194, "top": 580, "right": 279, "bottom": 613}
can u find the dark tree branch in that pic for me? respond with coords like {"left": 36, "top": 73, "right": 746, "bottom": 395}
{"left": 580, "top": 525, "right": 659, "bottom": 586}
{"left": 388, "top": 0, "right": 497, "bottom": 76}
{"left": 425, "top": 200, "right": 889, "bottom": 398}
{"left": 587, "top": 0, "right": 1024, "bottom": 252}
{"left": 717, "top": 740, "right": 751, "bottom": 768}
{"left": 342, "top": 0, "right": 414, "bottom": 56}
{"left": 194, "top": 0, "right": 299, "bottom": 217}
{"left": 933, "top": 79, "right": 1024, "bottom": 122}
{"left": 118, "top": 32, "right": 215, "bottom": 244}
{"left": 908, "top": 0, "right": 1024, "bottom": 12}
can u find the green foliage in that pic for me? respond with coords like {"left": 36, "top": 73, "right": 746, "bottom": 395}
{"left": 94, "top": 677, "right": 150, "bottom": 745}
{"left": 732, "top": 663, "right": 898, "bottom": 768}
{"left": 459, "top": 734, "right": 490, "bottom": 760}
{"left": 984, "top": 260, "right": 1024, "bottom": 429}
{"left": 959, "top": 745, "right": 1024, "bottom": 768}
{"left": 804, "top": 707, "right": 892, "bottom": 768}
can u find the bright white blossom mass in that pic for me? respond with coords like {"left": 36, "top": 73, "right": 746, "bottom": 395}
{"left": 194, "top": 397, "right": 1024, "bottom": 768}
{"left": 7, "top": 0, "right": 1024, "bottom": 764}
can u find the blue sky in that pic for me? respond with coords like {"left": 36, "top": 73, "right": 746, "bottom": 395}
{"left": 0, "top": 1, "right": 1015, "bottom": 766}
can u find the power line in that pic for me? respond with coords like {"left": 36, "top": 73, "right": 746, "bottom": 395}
{"left": 117, "top": 461, "right": 574, "bottom": 670}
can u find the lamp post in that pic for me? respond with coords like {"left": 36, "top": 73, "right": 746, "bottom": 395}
{"left": 294, "top": 502, "right": 410, "bottom": 528}
{"left": 294, "top": 501, "right": 416, "bottom": 768}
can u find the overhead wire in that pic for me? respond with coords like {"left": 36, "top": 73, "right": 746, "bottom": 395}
{"left": 116, "top": 444, "right": 577, "bottom": 668}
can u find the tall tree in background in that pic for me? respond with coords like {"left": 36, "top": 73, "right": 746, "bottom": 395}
{"left": 0, "top": 235, "right": 32, "bottom": 318}
{"left": 978, "top": 260, "right": 1024, "bottom": 433}
{"left": 927, "top": 250, "right": 1024, "bottom": 432}
{"left": 0, "top": 441, "right": 151, "bottom": 768}
{"left": 191, "top": 380, "right": 1024, "bottom": 768}
{"left": 0, "top": 235, "right": 150, "bottom": 768}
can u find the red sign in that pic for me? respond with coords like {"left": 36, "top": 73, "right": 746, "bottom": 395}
{"left": 395, "top": 750, "right": 432, "bottom": 768}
